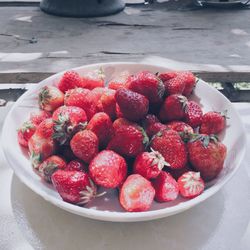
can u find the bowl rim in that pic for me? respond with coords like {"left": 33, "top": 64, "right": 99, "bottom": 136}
{"left": 2, "top": 62, "right": 247, "bottom": 222}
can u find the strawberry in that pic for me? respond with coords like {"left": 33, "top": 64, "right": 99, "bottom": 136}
{"left": 70, "top": 130, "right": 99, "bottom": 163}
{"left": 38, "top": 86, "right": 64, "bottom": 112}
{"left": 166, "top": 121, "right": 193, "bottom": 134}
{"left": 115, "top": 88, "right": 149, "bottom": 122}
{"left": 81, "top": 88, "right": 104, "bottom": 120}
{"left": 184, "top": 101, "right": 203, "bottom": 128}
{"left": 52, "top": 106, "right": 87, "bottom": 145}
{"left": 181, "top": 71, "right": 196, "bottom": 97}
{"left": 65, "top": 160, "right": 87, "bottom": 172}
{"left": 166, "top": 121, "right": 194, "bottom": 142}
{"left": 161, "top": 75, "right": 185, "bottom": 95}
{"left": 150, "top": 129, "right": 187, "bottom": 169}
{"left": 159, "top": 95, "right": 187, "bottom": 122}
{"left": 89, "top": 150, "right": 127, "bottom": 188}
{"left": 187, "top": 134, "right": 227, "bottom": 181}
{"left": 165, "top": 163, "right": 192, "bottom": 181}
{"left": 64, "top": 88, "right": 90, "bottom": 108}
{"left": 17, "top": 120, "right": 36, "bottom": 148}
{"left": 152, "top": 171, "right": 179, "bottom": 202}
{"left": 35, "top": 118, "right": 54, "bottom": 138}
{"left": 28, "top": 133, "right": 56, "bottom": 169}
{"left": 146, "top": 122, "right": 167, "bottom": 138}
{"left": 107, "top": 124, "right": 149, "bottom": 158}
{"left": 96, "top": 88, "right": 116, "bottom": 120}
{"left": 81, "top": 69, "right": 105, "bottom": 90}
{"left": 178, "top": 171, "right": 205, "bottom": 198}
{"left": 86, "top": 112, "right": 114, "bottom": 147}
{"left": 142, "top": 114, "right": 160, "bottom": 128}
{"left": 158, "top": 72, "right": 177, "bottom": 82}
{"left": 115, "top": 103, "right": 123, "bottom": 118}
{"left": 51, "top": 170, "right": 103, "bottom": 205}
{"left": 128, "top": 71, "right": 165, "bottom": 104}
{"left": 159, "top": 71, "right": 196, "bottom": 96}
{"left": 58, "top": 71, "right": 82, "bottom": 93}
{"left": 133, "top": 149, "right": 169, "bottom": 179}
{"left": 119, "top": 174, "right": 155, "bottom": 212}
{"left": 200, "top": 111, "right": 227, "bottom": 135}
{"left": 39, "top": 155, "right": 67, "bottom": 182}
{"left": 108, "top": 71, "right": 130, "bottom": 90}
{"left": 113, "top": 118, "right": 138, "bottom": 132}
{"left": 30, "top": 110, "right": 51, "bottom": 126}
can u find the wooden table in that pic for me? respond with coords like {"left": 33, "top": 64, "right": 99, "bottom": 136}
{"left": 0, "top": 1, "right": 250, "bottom": 249}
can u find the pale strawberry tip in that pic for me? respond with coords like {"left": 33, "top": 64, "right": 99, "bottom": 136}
{"left": 77, "top": 178, "right": 106, "bottom": 206}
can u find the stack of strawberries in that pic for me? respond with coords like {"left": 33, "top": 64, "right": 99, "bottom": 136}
{"left": 17, "top": 69, "right": 227, "bottom": 212}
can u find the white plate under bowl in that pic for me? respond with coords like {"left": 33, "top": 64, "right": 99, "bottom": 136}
{"left": 2, "top": 62, "right": 246, "bottom": 222}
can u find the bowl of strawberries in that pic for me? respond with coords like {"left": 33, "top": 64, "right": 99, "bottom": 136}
{"left": 2, "top": 62, "right": 246, "bottom": 222}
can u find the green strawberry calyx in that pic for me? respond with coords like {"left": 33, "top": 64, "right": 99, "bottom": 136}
{"left": 40, "top": 162, "right": 58, "bottom": 183}
{"left": 39, "top": 86, "right": 51, "bottom": 108}
{"left": 189, "top": 133, "right": 218, "bottom": 148}
{"left": 53, "top": 113, "right": 87, "bottom": 145}
{"left": 30, "top": 151, "right": 42, "bottom": 169}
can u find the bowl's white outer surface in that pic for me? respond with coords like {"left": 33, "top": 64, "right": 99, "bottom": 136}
{"left": 2, "top": 62, "right": 246, "bottom": 222}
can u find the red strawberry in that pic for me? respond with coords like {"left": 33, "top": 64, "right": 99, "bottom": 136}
{"left": 187, "top": 134, "right": 227, "bottom": 181}
{"left": 81, "top": 69, "right": 105, "bottom": 90}
{"left": 30, "top": 110, "right": 51, "bottom": 126}
{"left": 35, "top": 118, "right": 54, "bottom": 138}
{"left": 158, "top": 72, "right": 177, "bottom": 82}
{"left": 119, "top": 174, "right": 155, "bottom": 212}
{"left": 113, "top": 118, "right": 138, "bottom": 132}
{"left": 65, "top": 160, "right": 87, "bottom": 172}
{"left": 142, "top": 114, "right": 160, "bottom": 128}
{"left": 165, "top": 163, "right": 192, "bottom": 181}
{"left": 178, "top": 171, "right": 205, "bottom": 198}
{"left": 81, "top": 88, "right": 104, "bottom": 120}
{"left": 181, "top": 71, "right": 196, "bottom": 96}
{"left": 108, "top": 71, "right": 130, "bottom": 90}
{"left": 51, "top": 170, "right": 102, "bottom": 205}
{"left": 89, "top": 150, "right": 127, "bottom": 188}
{"left": 166, "top": 121, "right": 194, "bottom": 142}
{"left": 128, "top": 71, "right": 165, "bottom": 104}
{"left": 52, "top": 106, "right": 87, "bottom": 145}
{"left": 39, "top": 155, "right": 67, "bottom": 182}
{"left": 146, "top": 122, "right": 167, "bottom": 138}
{"left": 38, "top": 86, "right": 64, "bottom": 112}
{"left": 200, "top": 111, "right": 227, "bottom": 135}
{"left": 58, "top": 71, "right": 82, "bottom": 93}
{"left": 86, "top": 112, "right": 114, "bottom": 147}
{"left": 115, "top": 103, "right": 123, "bottom": 118}
{"left": 115, "top": 88, "right": 149, "bottom": 122}
{"left": 184, "top": 101, "right": 203, "bottom": 128}
{"left": 166, "top": 121, "right": 193, "bottom": 134}
{"left": 107, "top": 125, "right": 149, "bottom": 158}
{"left": 17, "top": 120, "right": 36, "bottom": 148}
{"left": 133, "top": 149, "right": 169, "bottom": 179}
{"left": 150, "top": 129, "right": 187, "bottom": 169}
{"left": 152, "top": 171, "right": 179, "bottom": 202}
{"left": 64, "top": 88, "right": 90, "bottom": 108}
{"left": 161, "top": 75, "right": 185, "bottom": 95}
{"left": 159, "top": 95, "right": 187, "bottom": 122}
{"left": 70, "top": 130, "right": 99, "bottom": 163}
{"left": 96, "top": 88, "right": 116, "bottom": 120}
{"left": 28, "top": 133, "right": 56, "bottom": 168}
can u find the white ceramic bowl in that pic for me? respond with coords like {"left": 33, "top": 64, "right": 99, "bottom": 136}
{"left": 2, "top": 62, "right": 246, "bottom": 222}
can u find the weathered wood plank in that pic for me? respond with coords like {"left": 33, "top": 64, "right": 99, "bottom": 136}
{"left": 1, "top": 4, "right": 250, "bottom": 74}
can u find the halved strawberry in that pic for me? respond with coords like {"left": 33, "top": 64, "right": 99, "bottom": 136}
{"left": 178, "top": 171, "right": 205, "bottom": 199}
{"left": 119, "top": 174, "right": 155, "bottom": 212}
